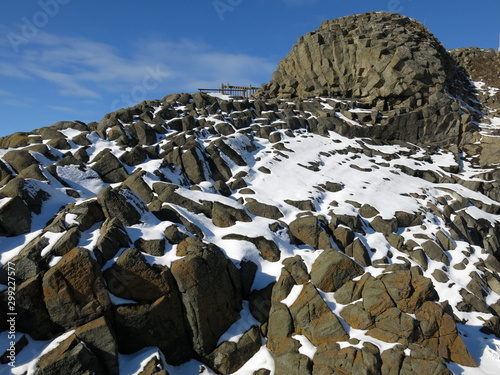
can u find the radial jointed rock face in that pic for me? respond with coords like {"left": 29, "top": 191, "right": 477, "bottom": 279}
{"left": 259, "top": 12, "right": 480, "bottom": 145}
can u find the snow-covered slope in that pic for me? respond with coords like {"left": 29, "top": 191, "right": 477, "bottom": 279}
{"left": 1, "top": 90, "right": 500, "bottom": 374}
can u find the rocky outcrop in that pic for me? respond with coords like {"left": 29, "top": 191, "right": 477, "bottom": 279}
{"left": 2, "top": 11, "right": 500, "bottom": 375}
{"left": 171, "top": 237, "right": 242, "bottom": 357}
{"left": 450, "top": 47, "right": 500, "bottom": 111}
{"left": 42, "top": 248, "right": 113, "bottom": 330}
{"left": 258, "top": 12, "right": 479, "bottom": 146}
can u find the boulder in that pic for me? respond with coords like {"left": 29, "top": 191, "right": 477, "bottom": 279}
{"left": 313, "top": 344, "right": 381, "bottom": 375}
{"left": 414, "top": 301, "right": 477, "bottom": 366}
{"left": 0, "top": 196, "right": 31, "bottom": 236}
{"left": 123, "top": 171, "right": 155, "bottom": 204}
{"left": 0, "top": 177, "right": 50, "bottom": 214}
{"left": 171, "top": 238, "right": 242, "bottom": 356}
{"left": 206, "top": 326, "right": 262, "bottom": 374}
{"left": 50, "top": 226, "right": 81, "bottom": 256}
{"left": 181, "top": 147, "right": 208, "bottom": 184}
{"left": 36, "top": 335, "right": 107, "bottom": 375}
{"left": 91, "top": 149, "right": 129, "bottom": 183}
{"left": 114, "top": 295, "right": 192, "bottom": 365}
{"left": 73, "top": 317, "right": 119, "bottom": 375}
{"left": 288, "top": 283, "right": 348, "bottom": 347}
{"left": 289, "top": 215, "right": 332, "bottom": 249}
{"left": 212, "top": 201, "right": 252, "bottom": 228}
{"left": 42, "top": 248, "right": 113, "bottom": 330}
{"left": 245, "top": 198, "right": 284, "bottom": 220}
{"left": 2, "top": 149, "right": 39, "bottom": 174}
{"left": 222, "top": 234, "right": 281, "bottom": 262}
{"left": 97, "top": 186, "right": 145, "bottom": 226}
{"left": 94, "top": 218, "right": 131, "bottom": 265}
{"left": 310, "top": 248, "right": 364, "bottom": 292}
{"left": 103, "top": 248, "right": 178, "bottom": 303}
{"left": 6, "top": 236, "right": 50, "bottom": 281}
{"left": 0, "top": 274, "right": 56, "bottom": 340}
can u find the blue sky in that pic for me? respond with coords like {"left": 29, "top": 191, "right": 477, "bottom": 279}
{"left": 0, "top": 0, "right": 498, "bottom": 137}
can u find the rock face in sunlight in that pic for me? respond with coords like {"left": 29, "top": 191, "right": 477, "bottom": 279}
{"left": 1, "top": 11, "right": 500, "bottom": 375}
{"left": 258, "top": 12, "right": 481, "bottom": 146}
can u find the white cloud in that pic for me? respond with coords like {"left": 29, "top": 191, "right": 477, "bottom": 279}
{"left": 47, "top": 105, "right": 79, "bottom": 113}
{"left": 0, "top": 32, "right": 276, "bottom": 101}
{"left": 0, "top": 89, "right": 15, "bottom": 97}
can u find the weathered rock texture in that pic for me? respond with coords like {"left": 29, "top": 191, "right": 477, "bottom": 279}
{"left": 258, "top": 12, "right": 479, "bottom": 145}
{"left": 1, "top": 10, "right": 500, "bottom": 375}
{"left": 450, "top": 47, "right": 500, "bottom": 111}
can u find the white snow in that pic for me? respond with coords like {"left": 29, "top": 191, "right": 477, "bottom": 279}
{"left": 292, "top": 334, "right": 317, "bottom": 360}
{"left": 281, "top": 284, "right": 304, "bottom": 307}
{"left": 3, "top": 96, "right": 500, "bottom": 375}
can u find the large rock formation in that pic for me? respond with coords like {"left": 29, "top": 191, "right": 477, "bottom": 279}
{"left": 258, "top": 12, "right": 480, "bottom": 145}
{"left": 1, "top": 11, "right": 500, "bottom": 375}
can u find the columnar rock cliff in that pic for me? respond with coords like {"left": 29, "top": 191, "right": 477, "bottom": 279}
{"left": 1, "top": 11, "right": 500, "bottom": 375}
{"left": 259, "top": 12, "right": 480, "bottom": 146}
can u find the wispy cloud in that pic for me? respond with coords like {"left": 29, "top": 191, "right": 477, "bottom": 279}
{"left": 47, "top": 105, "right": 79, "bottom": 113}
{"left": 0, "top": 89, "right": 15, "bottom": 97}
{"left": 0, "top": 31, "right": 276, "bottom": 102}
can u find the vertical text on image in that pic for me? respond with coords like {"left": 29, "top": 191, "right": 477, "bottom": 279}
{"left": 6, "top": 262, "right": 17, "bottom": 368}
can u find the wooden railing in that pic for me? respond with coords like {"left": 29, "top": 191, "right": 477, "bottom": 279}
{"left": 198, "top": 83, "right": 259, "bottom": 98}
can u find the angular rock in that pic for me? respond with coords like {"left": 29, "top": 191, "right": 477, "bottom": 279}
{"left": 42, "top": 248, "right": 113, "bottom": 330}
{"left": 222, "top": 234, "right": 281, "bottom": 262}
{"left": 171, "top": 238, "right": 242, "bottom": 356}
{"left": 50, "top": 226, "right": 81, "bottom": 256}
{"left": 0, "top": 196, "right": 31, "bottom": 236}
{"left": 91, "top": 149, "right": 129, "bottom": 183}
{"left": 206, "top": 326, "right": 262, "bottom": 374}
{"left": 123, "top": 171, "right": 155, "bottom": 204}
{"left": 310, "top": 248, "right": 364, "bottom": 292}
{"left": 97, "top": 186, "right": 145, "bottom": 226}
{"left": 0, "top": 177, "right": 50, "bottom": 214}
{"left": 36, "top": 336, "right": 107, "bottom": 375}
{"left": 2, "top": 149, "right": 39, "bottom": 174}
{"left": 288, "top": 283, "right": 348, "bottom": 347}
{"left": 0, "top": 274, "right": 56, "bottom": 340}
{"left": 212, "top": 201, "right": 252, "bottom": 228}
{"left": 414, "top": 301, "right": 477, "bottom": 367}
{"left": 74, "top": 317, "right": 119, "bottom": 375}
{"left": 245, "top": 198, "right": 284, "bottom": 220}
{"left": 114, "top": 295, "right": 192, "bottom": 365}
{"left": 103, "top": 248, "right": 178, "bottom": 303}
{"left": 94, "top": 218, "right": 131, "bottom": 265}
{"left": 289, "top": 215, "right": 332, "bottom": 249}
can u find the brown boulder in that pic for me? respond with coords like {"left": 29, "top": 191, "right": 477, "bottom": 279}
{"left": 212, "top": 201, "right": 252, "bottom": 227}
{"left": 289, "top": 215, "right": 332, "bottom": 249}
{"left": 103, "top": 248, "right": 178, "bottom": 303}
{"left": 288, "top": 283, "right": 348, "bottom": 347}
{"left": 114, "top": 295, "right": 192, "bottom": 365}
{"left": 97, "top": 186, "right": 145, "bottom": 226}
{"left": 171, "top": 238, "right": 242, "bottom": 356}
{"left": 310, "top": 248, "right": 364, "bottom": 292}
{"left": 414, "top": 301, "right": 477, "bottom": 367}
{"left": 42, "top": 248, "right": 112, "bottom": 330}
{"left": 206, "top": 326, "right": 262, "bottom": 374}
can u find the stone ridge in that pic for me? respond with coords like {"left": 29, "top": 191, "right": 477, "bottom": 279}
{"left": 258, "top": 12, "right": 480, "bottom": 145}
{"left": 1, "top": 90, "right": 499, "bottom": 374}
{"left": 450, "top": 47, "right": 500, "bottom": 112}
